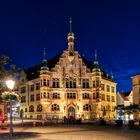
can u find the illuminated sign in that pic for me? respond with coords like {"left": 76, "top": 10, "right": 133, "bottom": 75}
{"left": 0, "top": 115, "right": 4, "bottom": 121}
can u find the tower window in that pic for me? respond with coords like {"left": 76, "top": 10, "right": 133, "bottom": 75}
{"left": 43, "top": 79, "right": 47, "bottom": 86}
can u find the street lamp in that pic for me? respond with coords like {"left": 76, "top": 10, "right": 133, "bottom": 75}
{"left": 6, "top": 79, "right": 15, "bottom": 137}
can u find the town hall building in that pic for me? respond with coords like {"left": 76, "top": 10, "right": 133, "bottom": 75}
{"left": 18, "top": 20, "right": 116, "bottom": 122}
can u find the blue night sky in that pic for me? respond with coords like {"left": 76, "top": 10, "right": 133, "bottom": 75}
{"left": 0, "top": 0, "right": 140, "bottom": 92}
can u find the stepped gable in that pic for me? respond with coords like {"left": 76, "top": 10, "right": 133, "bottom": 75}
{"left": 25, "top": 53, "right": 114, "bottom": 82}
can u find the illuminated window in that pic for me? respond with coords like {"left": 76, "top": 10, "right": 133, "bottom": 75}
{"left": 82, "top": 93, "right": 90, "bottom": 99}
{"left": 111, "top": 86, "right": 115, "bottom": 93}
{"left": 106, "top": 85, "right": 110, "bottom": 92}
{"left": 21, "top": 96, "right": 26, "bottom": 103}
{"left": 82, "top": 79, "right": 89, "bottom": 88}
{"left": 107, "top": 95, "right": 110, "bottom": 101}
{"left": 44, "top": 92, "right": 46, "bottom": 98}
{"left": 112, "top": 106, "right": 115, "bottom": 112}
{"left": 52, "top": 78, "right": 60, "bottom": 88}
{"left": 43, "top": 79, "right": 47, "bottom": 86}
{"left": 111, "top": 96, "right": 115, "bottom": 102}
{"left": 47, "top": 80, "right": 50, "bottom": 87}
{"left": 96, "top": 78, "right": 100, "bottom": 87}
{"left": 36, "top": 94, "right": 40, "bottom": 101}
{"left": 66, "top": 78, "right": 76, "bottom": 88}
{"left": 37, "top": 105, "right": 42, "bottom": 112}
{"left": 67, "top": 93, "right": 76, "bottom": 99}
{"left": 29, "top": 105, "right": 34, "bottom": 112}
{"left": 51, "top": 104, "right": 60, "bottom": 111}
{"left": 21, "top": 87, "right": 26, "bottom": 93}
{"left": 83, "top": 104, "right": 91, "bottom": 111}
{"left": 30, "top": 95, "right": 34, "bottom": 101}
{"left": 36, "top": 83, "right": 40, "bottom": 90}
{"left": 30, "top": 84, "right": 34, "bottom": 91}
{"left": 53, "top": 93, "right": 60, "bottom": 99}
{"left": 102, "top": 94, "right": 105, "bottom": 101}
{"left": 106, "top": 105, "right": 111, "bottom": 111}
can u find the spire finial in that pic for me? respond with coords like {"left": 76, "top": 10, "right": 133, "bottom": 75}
{"left": 95, "top": 50, "right": 97, "bottom": 61}
{"left": 69, "top": 17, "right": 72, "bottom": 33}
{"left": 94, "top": 50, "right": 98, "bottom": 65}
{"left": 43, "top": 48, "right": 46, "bottom": 61}
{"left": 41, "top": 48, "right": 49, "bottom": 71}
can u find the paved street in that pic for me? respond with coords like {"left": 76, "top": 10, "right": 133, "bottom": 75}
{"left": 0, "top": 122, "right": 140, "bottom": 140}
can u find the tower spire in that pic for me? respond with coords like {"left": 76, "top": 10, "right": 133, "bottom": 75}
{"left": 92, "top": 50, "right": 101, "bottom": 72}
{"left": 95, "top": 50, "right": 97, "bottom": 61}
{"left": 69, "top": 17, "right": 72, "bottom": 33}
{"left": 43, "top": 48, "right": 46, "bottom": 61}
{"left": 67, "top": 17, "right": 75, "bottom": 51}
{"left": 94, "top": 50, "right": 98, "bottom": 64}
{"left": 41, "top": 48, "right": 49, "bottom": 71}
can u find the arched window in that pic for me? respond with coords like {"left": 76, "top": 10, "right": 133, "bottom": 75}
{"left": 29, "top": 105, "right": 34, "bottom": 112}
{"left": 53, "top": 93, "right": 60, "bottom": 99}
{"left": 37, "top": 105, "right": 42, "bottom": 112}
{"left": 83, "top": 104, "right": 91, "bottom": 111}
{"left": 82, "top": 93, "right": 90, "bottom": 99}
{"left": 51, "top": 104, "right": 60, "bottom": 111}
{"left": 65, "top": 78, "right": 76, "bottom": 88}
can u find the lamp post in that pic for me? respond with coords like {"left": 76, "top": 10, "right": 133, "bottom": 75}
{"left": 6, "top": 80, "right": 15, "bottom": 137}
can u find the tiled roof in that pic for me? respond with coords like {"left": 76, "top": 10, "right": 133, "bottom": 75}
{"left": 24, "top": 53, "right": 115, "bottom": 82}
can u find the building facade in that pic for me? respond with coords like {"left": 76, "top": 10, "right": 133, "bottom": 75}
{"left": 19, "top": 22, "right": 116, "bottom": 121}
{"left": 131, "top": 73, "right": 140, "bottom": 119}
{"left": 116, "top": 91, "right": 133, "bottom": 121}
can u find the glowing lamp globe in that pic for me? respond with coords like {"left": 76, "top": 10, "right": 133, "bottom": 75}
{"left": 6, "top": 80, "right": 15, "bottom": 90}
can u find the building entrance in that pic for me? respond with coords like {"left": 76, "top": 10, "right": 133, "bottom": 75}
{"left": 67, "top": 106, "right": 75, "bottom": 123}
